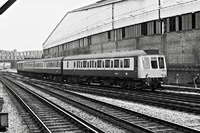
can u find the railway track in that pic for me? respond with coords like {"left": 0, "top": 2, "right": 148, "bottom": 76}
{"left": 0, "top": 76, "right": 104, "bottom": 133}
{"left": 6, "top": 76, "right": 199, "bottom": 133}
{"left": 30, "top": 78, "right": 200, "bottom": 114}
{"left": 4, "top": 72, "right": 200, "bottom": 114}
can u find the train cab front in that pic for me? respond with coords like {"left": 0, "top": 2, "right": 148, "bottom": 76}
{"left": 138, "top": 55, "right": 167, "bottom": 91}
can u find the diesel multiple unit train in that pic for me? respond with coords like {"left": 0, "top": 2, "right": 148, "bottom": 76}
{"left": 17, "top": 50, "right": 167, "bottom": 91}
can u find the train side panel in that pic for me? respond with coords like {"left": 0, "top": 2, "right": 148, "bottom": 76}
{"left": 63, "top": 57, "right": 138, "bottom": 79}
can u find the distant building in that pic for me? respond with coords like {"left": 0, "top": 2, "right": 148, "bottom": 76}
{"left": 43, "top": 0, "right": 200, "bottom": 84}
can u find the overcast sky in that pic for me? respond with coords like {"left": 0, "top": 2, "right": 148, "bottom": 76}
{"left": 0, "top": 0, "right": 99, "bottom": 52}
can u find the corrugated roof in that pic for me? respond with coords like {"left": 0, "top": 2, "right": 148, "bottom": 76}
{"left": 71, "top": 0, "right": 124, "bottom": 13}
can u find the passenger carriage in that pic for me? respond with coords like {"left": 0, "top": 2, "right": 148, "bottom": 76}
{"left": 17, "top": 50, "right": 167, "bottom": 90}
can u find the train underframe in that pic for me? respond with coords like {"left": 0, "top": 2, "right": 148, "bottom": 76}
{"left": 18, "top": 71, "right": 162, "bottom": 91}
{"left": 61, "top": 74, "right": 163, "bottom": 91}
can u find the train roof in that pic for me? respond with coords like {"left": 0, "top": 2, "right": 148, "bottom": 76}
{"left": 64, "top": 50, "right": 147, "bottom": 60}
{"left": 34, "top": 57, "right": 64, "bottom": 62}
{"left": 17, "top": 57, "right": 64, "bottom": 63}
{"left": 17, "top": 50, "right": 154, "bottom": 63}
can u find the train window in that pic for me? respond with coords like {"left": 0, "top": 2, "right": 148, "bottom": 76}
{"left": 55, "top": 62, "right": 58, "bottom": 67}
{"left": 120, "top": 60, "right": 123, "bottom": 68}
{"left": 87, "top": 61, "right": 90, "bottom": 68}
{"left": 59, "top": 62, "right": 61, "bottom": 67}
{"left": 124, "top": 59, "right": 130, "bottom": 68}
{"left": 114, "top": 59, "right": 119, "bottom": 68}
{"left": 52, "top": 62, "right": 54, "bottom": 67}
{"left": 54, "top": 62, "right": 56, "bottom": 67}
{"left": 142, "top": 57, "right": 150, "bottom": 69}
{"left": 77, "top": 61, "right": 80, "bottom": 68}
{"left": 151, "top": 57, "right": 158, "bottom": 69}
{"left": 111, "top": 60, "right": 113, "bottom": 68}
{"left": 158, "top": 57, "right": 165, "bottom": 69}
{"left": 81, "top": 61, "right": 83, "bottom": 68}
{"left": 74, "top": 61, "right": 76, "bottom": 68}
{"left": 83, "top": 61, "right": 87, "bottom": 68}
{"left": 67, "top": 62, "right": 69, "bottom": 68}
{"left": 97, "top": 60, "right": 101, "bottom": 68}
{"left": 105, "top": 60, "right": 110, "bottom": 68}
{"left": 90, "top": 61, "right": 92, "bottom": 68}
{"left": 95, "top": 61, "right": 97, "bottom": 68}
{"left": 102, "top": 60, "right": 105, "bottom": 68}
{"left": 91, "top": 60, "right": 94, "bottom": 68}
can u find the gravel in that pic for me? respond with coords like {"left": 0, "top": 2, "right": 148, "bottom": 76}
{"left": 2, "top": 73, "right": 200, "bottom": 132}
{"left": 17, "top": 81, "right": 128, "bottom": 133}
{"left": 0, "top": 83, "right": 30, "bottom": 133}
{"left": 71, "top": 91, "right": 200, "bottom": 131}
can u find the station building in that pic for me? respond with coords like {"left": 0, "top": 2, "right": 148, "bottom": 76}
{"left": 43, "top": 0, "right": 200, "bottom": 84}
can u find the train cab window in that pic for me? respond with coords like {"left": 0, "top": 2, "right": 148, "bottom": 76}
{"left": 114, "top": 59, "right": 119, "bottom": 68}
{"left": 151, "top": 57, "right": 158, "bottom": 69}
{"left": 97, "top": 60, "right": 101, "bottom": 68}
{"left": 124, "top": 59, "right": 130, "bottom": 68}
{"left": 142, "top": 57, "right": 150, "bottom": 69}
{"left": 83, "top": 61, "right": 87, "bottom": 68}
{"left": 158, "top": 57, "right": 165, "bottom": 69}
{"left": 105, "top": 60, "right": 110, "bottom": 68}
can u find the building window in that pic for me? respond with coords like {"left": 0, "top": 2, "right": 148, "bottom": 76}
{"left": 154, "top": 21, "right": 157, "bottom": 34}
{"left": 88, "top": 36, "right": 91, "bottom": 45}
{"left": 179, "top": 16, "right": 182, "bottom": 31}
{"left": 192, "top": 13, "right": 196, "bottom": 29}
{"left": 195, "top": 12, "right": 200, "bottom": 29}
{"left": 141, "top": 22, "right": 147, "bottom": 36}
{"left": 108, "top": 31, "right": 111, "bottom": 40}
{"left": 122, "top": 27, "right": 125, "bottom": 39}
{"left": 182, "top": 14, "right": 192, "bottom": 31}
{"left": 82, "top": 39, "right": 85, "bottom": 47}
{"left": 170, "top": 17, "right": 176, "bottom": 32}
